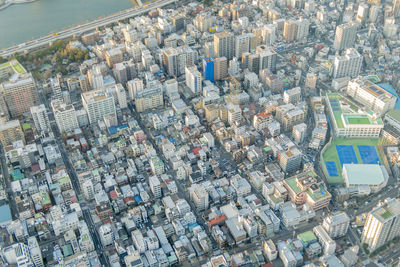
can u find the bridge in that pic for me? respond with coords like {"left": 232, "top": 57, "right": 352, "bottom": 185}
{"left": 0, "top": 0, "right": 175, "bottom": 58}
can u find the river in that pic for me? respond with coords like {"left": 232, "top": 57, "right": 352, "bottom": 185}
{"left": 0, "top": 0, "right": 134, "bottom": 49}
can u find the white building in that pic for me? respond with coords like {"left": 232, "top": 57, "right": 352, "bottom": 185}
{"left": 189, "top": 183, "right": 209, "bottom": 211}
{"left": 127, "top": 78, "right": 144, "bottom": 100}
{"left": 333, "top": 48, "right": 363, "bottom": 79}
{"left": 185, "top": 65, "right": 202, "bottom": 94}
{"left": 149, "top": 175, "right": 162, "bottom": 198}
{"left": 313, "top": 225, "right": 336, "bottom": 255}
{"left": 322, "top": 211, "right": 350, "bottom": 238}
{"left": 115, "top": 84, "right": 128, "bottom": 109}
{"left": 343, "top": 164, "right": 388, "bottom": 195}
{"left": 30, "top": 104, "right": 50, "bottom": 133}
{"left": 27, "top": 236, "right": 44, "bottom": 267}
{"left": 51, "top": 99, "right": 79, "bottom": 133}
{"left": 99, "top": 223, "right": 114, "bottom": 247}
{"left": 362, "top": 198, "right": 400, "bottom": 251}
{"left": 82, "top": 89, "right": 116, "bottom": 124}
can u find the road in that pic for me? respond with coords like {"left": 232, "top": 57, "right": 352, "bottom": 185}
{"left": 0, "top": 0, "right": 176, "bottom": 58}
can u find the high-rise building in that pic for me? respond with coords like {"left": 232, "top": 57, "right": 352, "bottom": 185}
{"left": 127, "top": 78, "right": 144, "bottom": 101}
{"left": 0, "top": 120, "right": 24, "bottom": 146}
{"left": 185, "top": 65, "right": 202, "bottom": 94}
{"left": 105, "top": 48, "right": 123, "bottom": 67}
{"left": 356, "top": 3, "right": 369, "bottom": 24}
{"left": 99, "top": 223, "right": 115, "bottom": 247}
{"left": 203, "top": 57, "right": 214, "bottom": 83}
{"left": 313, "top": 225, "right": 336, "bottom": 255}
{"left": 235, "top": 33, "right": 251, "bottom": 59}
{"left": 2, "top": 243, "right": 33, "bottom": 267}
{"left": 333, "top": 48, "right": 363, "bottom": 79}
{"left": 82, "top": 89, "right": 116, "bottom": 124}
{"left": 30, "top": 104, "right": 51, "bottom": 133}
{"left": 333, "top": 22, "right": 358, "bottom": 51}
{"left": 295, "top": 18, "right": 310, "bottom": 40}
{"left": 322, "top": 211, "right": 350, "bottom": 238}
{"left": 395, "top": 0, "right": 400, "bottom": 18}
{"left": 149, "top": 175, "right": 162, "bottom": 198}
{"left": 361, "top": 198, "right": 400, "bottom": 251}
{"left": 256, "top": 45, "right": 277, "bottom": 73}
{"left": 27, "top": 236, "right": 44, "bottom": 267}
{"left": 82, "top": 180, "right": 95, "bottom": 200}
{"left": 305, "top": 72, "right": 317, "bottom": 90}
{"left": 88, "top": 67, "right": 104, "bottom": 90}
{"left": 50, "top": 77, "right": 62, "bottom": 100}
{"left": 161, "top": 47, "right": 179, "bottom": 76}
{"left": 1, "top": 73, "right": 39, "bottom": 118}
{"left": 135, "top": 87, "right": 164, "bottom": 113}
{"left": 214, "top": 57, "right": 228, "bottom": 81}
{"left": 115, "top": 84, "right": 128, "bottom": 109}
{"left": 283, "top": 20, "right": 297, "bottom": 42}
{"left": 51, "top": 99, "right": 79, "bottom": 133}
{"left": 214, "top": 31, "right": 235, "bottom": 60}
{"left": 190, "top": 183, "right": 209, "bottom": 211}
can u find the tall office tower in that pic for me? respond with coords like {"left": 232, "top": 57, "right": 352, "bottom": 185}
{"left": 30, "top": 104, "right": 50, "bottom": 133}
{"left": 89, "top": 67, "right": 104, "bottom": 90}
{"left": 322, "top": 211, "right": 350, "bottom": 238}
{"left": 356, "top": 3, "right": 369, "bottom": 24}
{"left": 115, "top": 84, "right": 128, "bottom": 109}
{"left": 362, "top": 198, "right": 400, "bottom": 251}
{"left": 149, "top": 175, "right": 162, "bottom": 198}
{"left": 235, "top": 33, "right": 251, "bottom": 59}
{"left": 127, "top": 78, "right": 144, "bottom": 101}
{"left": 161, "top": 47, "right": 179, "bottom": 76}
{"left": 333, "top": 48, "right": 363, "bottom": 78}
{"left": 395, "top": 0, "right": 400, "bottom": 17}
{"left": 257, "top": 45, "right": 277, "bottom": 72}
{"left": 283, "top": 20, "right": 297, "bottom": 42}
{"left": 214, "top": 31, "right": 235, "bottom": 60}
{"left": 333, "top": 22, "right": 358, "bottom": 51}
{"left": 51, "top": 99, "right": 79, "bottom": 133}
{"left": 185, "top": 65, "right": 202, "bottom": 94}
{"left": 0, "top": 120, "right": 24, "bottom": 146}
{"left": 82, "top": 89, "right": 116, "bottom": 124}
{"left": 295, "top": 18, "right": 310, "bottom": 40}
{"left": 50, "top": 77, "right": 62, "bottom": 100}
{"left": 203, "top": 57, "right": 214, "bottom": 82}
{"left": 189, "top": 183, "right": 209, "bottom": 211}
{"left": 214, "top": 57, "right": 228, "bottom": 81}
{"left": 27, "top": 236, "right": 44, "bottom": 267}
{"left": 1, "top": 73, "right": 39, "bottom": 118}
{"left": 135, "top": 87, "right": 163, "bottom": 113}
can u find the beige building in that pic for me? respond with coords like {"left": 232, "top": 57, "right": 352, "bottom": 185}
{"left": 105, "top": 48, "right": 123, "bottom": 67}
{"left": 214, "top": 57, "right": 228, "bottom": 81}
{"left": 1, "top": 73, "right": 39, "bottom": 118}
{"left": 135, "top": 88, "right": 164, "bottom": 113}
{"left": 283, "top": 20, "right": 297, "bottom": 42}
{"left": 214, "top": 31, "right": 235, "bottom": 60}
{"left": 0, "top": 120, "right": 24, "bottom": 147}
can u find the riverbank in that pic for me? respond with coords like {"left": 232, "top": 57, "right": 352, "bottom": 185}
{"left": 0, "top": 0, "right": 37, "bottom": 11}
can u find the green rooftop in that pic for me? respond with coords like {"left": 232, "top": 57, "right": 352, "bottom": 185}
{"left": 0, "top": 60, "right": 26, "bottom": 74}
{"left": 298, "top": 231, "right": 317, "bottom": 245}
{"left": 285, "top": 169, "right": 331, "bottom": 201}
{"left": 22, "top": 123, "right": 31, "bottom": 130}
{"left": 381, "top": 210, "right": 392, "bottom": 219}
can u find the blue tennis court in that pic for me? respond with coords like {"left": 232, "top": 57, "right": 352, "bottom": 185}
{"left": 326, "top": 161, "right": 339, "bottom": 176}
{"left": 336, "top": 145, "right": 358, "bottom": 167}
{"left": 358, "top": 145, "right": 380, "bottom": 165}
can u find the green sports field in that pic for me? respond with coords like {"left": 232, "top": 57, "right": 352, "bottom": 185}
{"left": 322, "top": 138, "right": 382, "bottom": 184}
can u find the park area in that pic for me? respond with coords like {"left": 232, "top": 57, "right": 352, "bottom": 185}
{"left": 322, "top": 138, "right": 383, "bottom": 184}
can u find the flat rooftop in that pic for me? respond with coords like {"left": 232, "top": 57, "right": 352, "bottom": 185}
{"left": 0, "top": 60, "right": 26, "bottom": 74}
{"left": 343, "top": 164, "right": 386, "bottom": 185}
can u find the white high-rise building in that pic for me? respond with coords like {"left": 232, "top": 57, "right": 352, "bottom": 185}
{"left": 235, "top": 34, "right": 250, "bottom": 59}
{"left": 127, "top": 78, "right": 144, "bottom": 100}
{"left": 51, "top": 99, "right": 79, "bottom": 133}
{"left": 89, "top": 67, "right": 104, "bottom": 90}
{"left": 99, "top": 223, "right": 115, "bottom": 247}
{"left": 115, "top": 84, "right": 128, "bottom": 109}
{"left": 333, "top": 22, "right": 358, "bottom": 51}
{"left": 50, "top": 77, "right": 62, "bottom": 100}
{"left": 30, "top": 104, "right": 50, "bottom": 133}
{"left": 27, "top": 236, "right": 44, "bottom": 267}
{"left": 362, "top": 198, "right": 400, "bottom": 251}
{"left": 322, "top": 212, "right": 350, "bottom": 238}
{"left": 185, "top": 65, "right": 202, "bottom": 94}
{"left": 189, "top": 183, "right": 209, "bottom": 211}
{"left": 295, "top": 18, "right": 310, "bottom": 40}
{"left": 313, "top": 225, "right": 336, "bottom": 255}
{"left": 333, "top": 48, "right": 363, "bottom": 79}
{"left": 82, "top": 179, "right": 95, "bottom": 200}
{"left": 82, "top": 89, "right": 116, "bottom": 124}
{"left": 2, "top": 243, "right": 33, "bottom": 267}
{"left": 149, "top": 175, "right": 162, "bottom": 198}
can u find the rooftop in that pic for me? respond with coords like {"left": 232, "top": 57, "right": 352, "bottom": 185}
{"left": 343, "top": 164, "right": 386, "bottom": 186}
